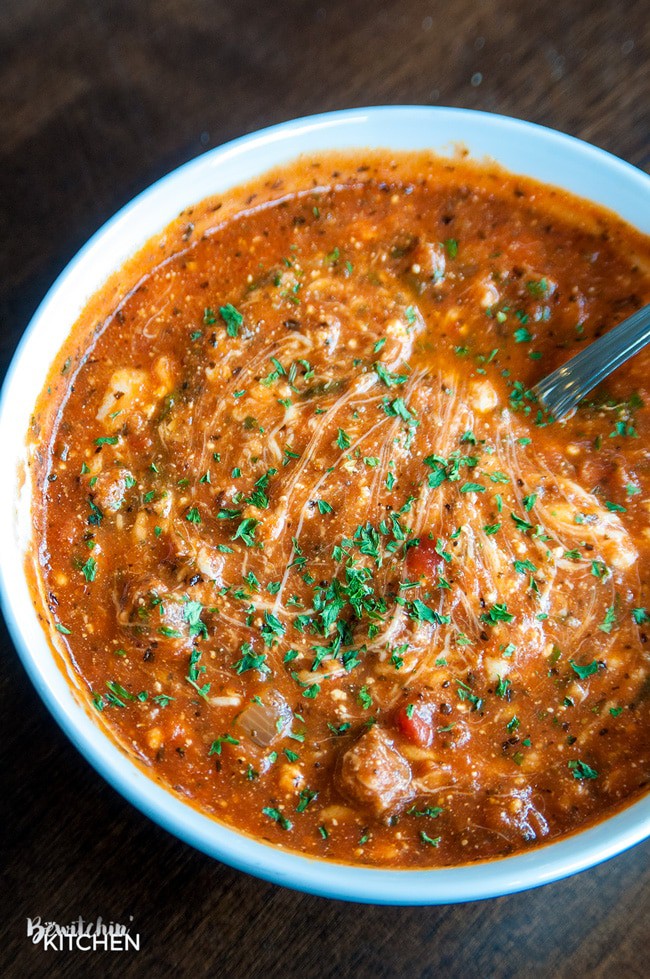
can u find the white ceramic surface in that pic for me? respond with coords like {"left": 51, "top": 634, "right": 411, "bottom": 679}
{"left": 1, "top": 106, "right": 649, "bottom": 905}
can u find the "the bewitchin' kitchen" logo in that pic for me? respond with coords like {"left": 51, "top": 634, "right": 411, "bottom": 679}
{"left": 26, "top": 916, "right": 140, "bottom": 951}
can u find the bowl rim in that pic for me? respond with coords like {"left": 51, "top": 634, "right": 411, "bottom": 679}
{"left": 2, "top": 105, "right": 650, "bottom": 905}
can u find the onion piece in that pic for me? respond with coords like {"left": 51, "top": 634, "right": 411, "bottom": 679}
{"left": 236, "top": 690, "right": 293, "bottom": 747}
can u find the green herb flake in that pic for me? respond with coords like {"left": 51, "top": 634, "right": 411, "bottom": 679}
{"left": 336, "top": 428, "right": 351, "bottom": 450}
{"left": 420, "top": 830, "right": 442, "bottom": 847}
{"left": 219, "top": 303, "right": 244, "bottom": 337}
{"left": 481, "top": 603, "right": 514, "bottom": 625}
{"left": 232, "top": 517, "right": 259, "bottom": 547}
{"left": 209, "top": 733, "right": 240, "bottom": 755}
{"left": 374, "top": 362, "right": 408, "bottom": 387}
{"left": 568, "top": 759, "right": 598, "bottom": 780}
{"left": 262, "top": 806, "right": 292, "bottom": 830}
{"left": 495, "top": 676, "right": 511, "bottom": 698}
{"left": 80, "top": 556, "right": 97, "bottom": 582}
{"left": 296, "top": 788, "right": 318, "bottom": 813}
{"left": 357, "top": 686, "right": 373, "bottom": 710}
{"left": 570, "top": 659, "right": 600, "bottom": 680}
{"left": 599, "top": 605, "right": 617, "bottom": 634}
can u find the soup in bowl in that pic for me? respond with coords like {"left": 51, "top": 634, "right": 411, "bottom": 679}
{"left": 2, "top": 107, "right": 649, "bottom": 903}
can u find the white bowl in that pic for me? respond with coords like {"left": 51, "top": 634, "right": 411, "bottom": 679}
{"left": 1, "top": 106, "right": 649, "bottom": 904}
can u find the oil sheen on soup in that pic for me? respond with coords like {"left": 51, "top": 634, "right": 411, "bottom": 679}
{"left": 30, "top": 153, "right": 650, "bottom": 868}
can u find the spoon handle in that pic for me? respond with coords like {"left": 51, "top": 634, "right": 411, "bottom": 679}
{"left": 533, "top": 303, "right": 650, "bottom": 419}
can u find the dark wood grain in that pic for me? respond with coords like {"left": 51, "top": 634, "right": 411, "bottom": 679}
{"left": 1, "top": 1, "right": 648, "bottom": 975}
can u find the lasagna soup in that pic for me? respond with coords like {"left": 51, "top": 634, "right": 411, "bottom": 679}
{"left": 29, "top": 153, "right": 650, "bottom": 867}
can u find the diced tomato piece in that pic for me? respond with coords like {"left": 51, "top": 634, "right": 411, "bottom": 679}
{"left": 406, "top": 537, "right": 443, "bottom": 583}
{"left": 396, "top": 702, "right": 435, "bottom": 748}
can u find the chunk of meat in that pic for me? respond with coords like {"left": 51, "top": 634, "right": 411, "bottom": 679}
{"left": 96, "top": 368, "right": 148, "bottom": 426}
{"left": 96, "top": 359, "right": 176, "bottom": 430}
{"left": 91, "top": 468, "right": 132, "bottom": 512}
{"left": 469, "top": 379, "right": 499, "bottom": 414}
{"left": 117, "top": 574, "right": 194, "bottom": 647}
{"left": 338, "top": 725, "right": 412, "bottom": 819}
{"left": 409, "top": 240, "right": 446, "bottom": 285}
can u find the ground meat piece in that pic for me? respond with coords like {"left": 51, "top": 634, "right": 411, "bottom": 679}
{"left": 338, "top": 725, "right": 412, "bottom": 819}
{"left": 117, "top": 574, "right": 192, "bottom": 647}
{"left": 91, "top": 468, "right": 131, "bottom": 511}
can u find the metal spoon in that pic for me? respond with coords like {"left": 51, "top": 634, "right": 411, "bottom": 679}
{"left": 533, "top": 303, "right": 650, "bottom": 420}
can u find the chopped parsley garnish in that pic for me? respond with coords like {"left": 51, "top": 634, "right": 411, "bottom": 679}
{"left": 262, "top": 807, "right": 292, "bottom": 830}
{"left": 232, "top": 517, "right": 259, "bottom": 546}
{"left": 591, "top": 560, "right": 609, "bottom": 579}
{"left": 260, "top": 611, "right": 285, "bottom": 647}
{"left": 495, "top": 676, "right": 511, "bottom": 698}
{"left": 374, "top": 362, "right": 408, "bottom": 387}
{"left": 420, "top": 830, "right": 441, "bottom": 847}
{"left": 186, "top": 648, "right": 210, "bottom": 699}
{"left": 296, "top": 788, "right": 318, "bottom": 812}
{"left": 511, "top": 513, "right": 533, "bottom": 533}
{"left": 87, "top": 498, "right": 104, "bottom": 526}
{"left": 80, "top": 556, "right": 97, "bottom": 582}
{"left": 233, "top": 644, "right": 269, "bottom": 675}
{"left": 456, "top": 679, "right": 483, "bottom": 711}
{"left": 568, "top": 760, "right": 598, "bottom": 780}
{"left": 357, "top": 686, "right": 373, "bottom": 709}
{"left": 209, "top": 734, "right": 240, "bottom": 755}
{"left": 599, "top": 605, "right": 617, "bottom": 634}
{"left": 480, "top": 603, "right": 514, "bottom": 625}
{"left": 526, "top": 277, "right": 550, "bottom": 298}
{"left": 513, "top": 559, "right": 537, "bottom": 575}
{"left": 569, "top": 659, "right": 599, "bottom": 680}
{"left": 407, "top": 805, "right": 444, "bottom": 819}
{"left": 336, "top": 428, "right": 351, "bottom": 450}
{"left": 219, "top": 303, "right": 243, "bottom": 337}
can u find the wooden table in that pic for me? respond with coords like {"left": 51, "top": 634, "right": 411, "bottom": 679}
{"left": 1, "top": 1, "right": 648, "bottom": 974}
